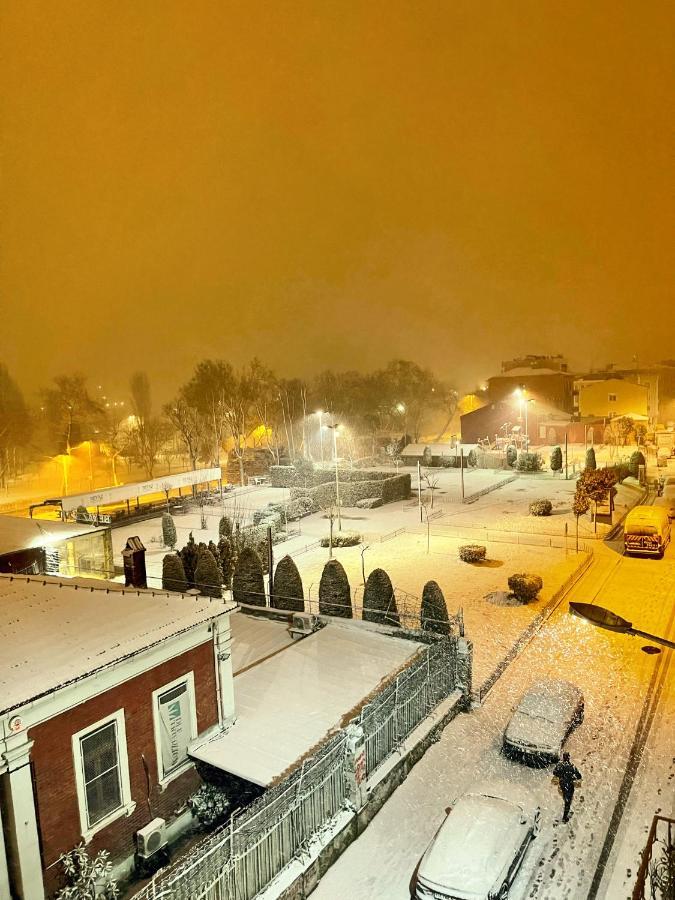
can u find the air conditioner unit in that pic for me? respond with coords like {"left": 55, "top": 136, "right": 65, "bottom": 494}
{"left": 136, "top": 818, "right": 167, "bottom": 859}
{"left": 289, "top": 613, "right": 320, "bottom": 639}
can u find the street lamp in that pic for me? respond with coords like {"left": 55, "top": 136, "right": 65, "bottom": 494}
{"left": 316, "top": 410, "right": 324, "bottom": 465}
{"left": 526, "top": 398, "right": 534, "bottom": 451}
{"left": 569, "top": 602, "right": 675, "bottom": 650}
{"left": 324, "top": 423, "right": 342, "bottom": 530}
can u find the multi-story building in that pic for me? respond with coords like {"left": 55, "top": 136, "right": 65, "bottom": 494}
{"left": 573, "top": 376, "right": 649, "bottom": 420}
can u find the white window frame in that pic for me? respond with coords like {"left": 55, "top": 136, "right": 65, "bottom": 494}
{"left": 72, "top": 709, "right": 135, "bottom": 843}
{"left": 608, "top": 393, "right": 617, "bottom": 402}
{"left": 152, "top": 671, "right": 198, "bottom": 789}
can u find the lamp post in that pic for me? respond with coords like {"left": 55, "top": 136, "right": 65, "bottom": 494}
{"left": 569, "top": 602, "right": 675, "bottom": 650}
{"left": 526, "top": 398, "right": 534, "bottom": 451}
{"left": 325, "top": 423, "right": 342, "bottom": 530}
{"left": 316, "top": 410, "right": 324, "bottom": 465}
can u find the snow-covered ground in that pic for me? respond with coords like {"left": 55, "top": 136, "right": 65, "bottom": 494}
{"left": 311, "top": 539, "right": 675, "bottom": 900}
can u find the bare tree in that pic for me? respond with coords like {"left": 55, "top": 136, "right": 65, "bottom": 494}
{"left": 421, "top": 469, "right": 440, "bottom": 509}
{"left": 164, "top": 397, "right": 201, "bottom": 471}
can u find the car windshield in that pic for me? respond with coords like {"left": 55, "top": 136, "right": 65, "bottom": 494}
{"left": 627, "top": 525, "right": 657, "bottom": 535}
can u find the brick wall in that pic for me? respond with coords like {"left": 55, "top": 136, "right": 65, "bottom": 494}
{"left": 31, "top": 640, "right": 218, "bottom": 895}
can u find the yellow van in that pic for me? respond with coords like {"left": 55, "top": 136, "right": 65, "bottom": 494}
{"left": 624, "top": 505, "right": 671, "bottom": 558}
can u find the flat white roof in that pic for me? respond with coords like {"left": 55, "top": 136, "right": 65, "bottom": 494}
{"left": 0, "top": 515, "right": 98, "bottom": 556}
{"left": 0, "top": 574, "right": 236, "bottom": 714}
{"left": 191, "top": 623, "right": 423, "bottom": 786}
{"left": 230, "top": 611, "right": 295, "bottom": 675}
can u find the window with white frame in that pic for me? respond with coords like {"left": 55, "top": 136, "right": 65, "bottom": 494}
{"left": 152, "top": 672, "right": 198, "bottom": 784}
{"left": 72, "top": 709, "right": 133, "bottom": 839}
{"left": 608, "top": 393, "right": 617, "bottom": 402}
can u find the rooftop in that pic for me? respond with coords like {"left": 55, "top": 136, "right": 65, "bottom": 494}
{"left": 0, "top": 574, "right": 236, "bottom": 714}
{"left": 191, "top": 620, "right": 423, "bottom": 786}
{"left": 0, "top": 514, "right": 98, "bottom": 557}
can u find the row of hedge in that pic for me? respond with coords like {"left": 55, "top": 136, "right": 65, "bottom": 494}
{"left": 289, "top": 472, "right": 411, "bottom": 508}
{"left": 270, "top": 464, "right": 398, "bottom": 489}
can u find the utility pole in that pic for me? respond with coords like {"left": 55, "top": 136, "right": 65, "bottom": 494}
{"left": 564, "top": 432, "right": 569, "bottom": 480}
{"left": 417, "top": 461, "right": 422, "bottom": 522}
{"left": 267, "top": 525, "right": 274, "bottom": 607}
{"left": 459, "top": 443, "right": 465, "bottom": 500}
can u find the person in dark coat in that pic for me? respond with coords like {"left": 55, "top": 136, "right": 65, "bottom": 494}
{"left": 553, "top": 752, "right": 582, "bottom": 822}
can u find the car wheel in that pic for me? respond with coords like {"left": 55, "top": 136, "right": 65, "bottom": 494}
{"left": 532, "top": 808, "right": 541, "bottom": 837}
{"left": 497, "top": 883, "right": 509, "bottom": 900}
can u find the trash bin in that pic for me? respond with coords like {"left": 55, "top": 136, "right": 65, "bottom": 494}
{"left": 122, "top": 536, "right": 147, "bottom": 588}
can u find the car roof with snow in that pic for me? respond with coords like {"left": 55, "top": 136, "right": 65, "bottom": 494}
{"left": 518, "top": 680, "right": 581, "bottom": 714}
{"left": 418, "top": 793, "right": 528, "bottom": 896}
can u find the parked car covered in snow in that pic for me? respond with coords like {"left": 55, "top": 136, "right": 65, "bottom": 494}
{"left": 415, "top": 787, "right": 540, "bottom": 900}
{"left": 503, "top": 679, "right": 584, "bottom": 764}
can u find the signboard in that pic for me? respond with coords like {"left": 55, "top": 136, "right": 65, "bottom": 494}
{"left": 158, "top": 682, "right": 191, "bottom": 776}
{"left": 59, "top": 467, "right": 222, "bottom": 513}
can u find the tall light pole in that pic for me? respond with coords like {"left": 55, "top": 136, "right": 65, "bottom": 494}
{"left": 514, "top": 387, "right": 525, "bottom": 449}
{"left": 526, "top": 398, "right": 534, "bottom": 451}
{"left": 325, "top": 423, "right": 342, "bottom": 530}
{"left": 316, "top": 410, "right": 324, "bottom": 465}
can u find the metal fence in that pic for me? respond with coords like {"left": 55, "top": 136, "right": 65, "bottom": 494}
{"left": 632, "top": 814, "right": 675, "bottom": 900}
{"left": 462, "top": 474, "right": 519, "bottom": 504}
{"left": 132, "top": 636, "right": 462, "bottom": 900}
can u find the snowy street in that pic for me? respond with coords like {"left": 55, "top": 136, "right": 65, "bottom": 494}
{"left": 311, "top": 538, "right": 675, "bottom": 900}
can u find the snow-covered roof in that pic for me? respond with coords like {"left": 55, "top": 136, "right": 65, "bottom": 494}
{"left": 191, "top": 622, "right": 423, "bottom": 786}
{"left": 0, "top": 574, "right": 236, "bottom": 714}
{"left": 493, "top": 367, "right": 570, "bottom": 377}
{"left": 0, "top": 515, "right": 98, "bottom": 556}
{"left": 230, "top": 610, "right": 295, "bottom": 675}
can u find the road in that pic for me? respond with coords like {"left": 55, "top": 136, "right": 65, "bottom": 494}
{"left": 311, "top": 527, "right": 675, "bottom": 899}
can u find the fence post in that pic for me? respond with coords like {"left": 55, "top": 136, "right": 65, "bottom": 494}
{"left": 455, "top": 637, "right": 473, "bottom": 702}
{"left": 343, "top": 724, "right": 367, "bottom": 810}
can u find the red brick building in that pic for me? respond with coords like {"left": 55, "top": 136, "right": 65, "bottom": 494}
{"left": 0, "top": 575, "right": 236, "bottom": 899}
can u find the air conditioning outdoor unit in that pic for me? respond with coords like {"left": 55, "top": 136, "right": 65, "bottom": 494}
{"left": 136, "top": 818, "right": 167, "bottom": 859}
{"left": 289, "top": 613, "right": 320, "bottom": 639}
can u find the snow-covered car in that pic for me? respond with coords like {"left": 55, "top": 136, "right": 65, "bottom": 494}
{"left": 503, "top": 680, "right": 584, "bottom": 764}
{"left": 415, "top": 788, "right": 540, "bottom": 900}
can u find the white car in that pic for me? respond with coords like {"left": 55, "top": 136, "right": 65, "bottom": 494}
{"left": 503, "top": 680, "right": 584, "bottom": 764}
{"left": 415, "top": 788, "right": 540, "bottom": 900}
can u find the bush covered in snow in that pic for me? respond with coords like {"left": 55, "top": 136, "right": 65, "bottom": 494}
{"left": 194, "top": 548, "right": 222, "bottom": 598}
{"left": 162, "top": 512, "right": 177, "bottom": 549}
{"left": 550, "top": 446, "right": 563, "bottom": 472}
{"left": 467, "top": 449, "right": 477, "bottom": 467}
{"left": 458, "top": 544, "right": 487, "bottom": 563}
{"left": 272, "top": 555, "right": 305, "bottom": 612}
{"left": 188, "top": 783, "right": 230, "bottom": 828}
{"left": 506, "top": 445, "right": 517, "bottom": 467}
{"left": 363, "top": 568, "right": 400, "bottom": 627}
{"left": 219, "top": 515, "right": 233, "bottom": 539}
{"left": 54, "top": 843, "right": 118, "bottom": 900}
{"left": 507, "top": 573, "right": 543, "bottom": 602}
{"left": 421, "top": 580, "right": 451, "bottom": 635}
{"left": 356, "top": 497, "right": 383, "bottom": 509}
{"left": 529, "top": 499, "right": 553, "bottom": 516}
{"left": 319, "top": 559, "right": 352, "bottom": 618}
{"left": 514, "top": 452, "right": 543, "bottom": 472}
{"left": 162, "top": 553, "right": 188, "bottom": 593}
{"left": 319, "top": 531, "right": 361, "bottom": 548}
{"left": 628, "top": 450, "right": 646, "bottom": 478}
{"left": 585, "top": 447, "right": 597, "bottom": 471}
{"left": 233, "top": 546, "right": 266, "bottom": 606}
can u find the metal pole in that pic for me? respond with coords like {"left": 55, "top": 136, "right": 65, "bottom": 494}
{"left": 459, "top": 444, "right": 465, "bottom": 500}
{"left": 267, "top": 525, "right": 273, "bottom": 607}
{"left": 525, "top": 403, "right": 529, "bottom": 451}
{"left": 333, "top": 428, "right": 341, "bottom": 530}
{"left": 417, "top": 461, "right": 422, "bottom": 522}
{"left": 318, "top": 412, "right": 324, "bottom": 465}
{"left": 565, "top": 432, "right": 568, "bottom": 480}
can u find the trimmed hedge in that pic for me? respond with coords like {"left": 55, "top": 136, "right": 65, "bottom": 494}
{"left": 162, "top": 553, "right": 188, "bottom": 593}
{"left": 290, "top": 473, "right": 410, "bottom": 508}
{"left": 356, "top": 497, "right": 383, "bottom": 509}
{"left": 233, "top": 547, "right": 266, "bottom": 607}
{"left": 459, "top": 544, "right": 486, "bottom": 563}
{"left": 319, "top": 559, "right": 352, "bottom": 618}
{"left": 272, "top": 555, "right": 304, "bottom": 612}
{"left": 363, "top": 568, "right": 400, "bottom": 627}
{"left": 194, "top": 549, "right": 223, "bottom": 599}
{"left": 421, "top": 580, "right": 450, "bottom": 635}
{"left": 508, "top": 573, "right": 543, "bottom": 603}
{"left": 320, "top": 531, "right": 361, "bottom": 548}
{"left": 529, "top": 499, "right": 553, "bottom": 516}
{"left": 515, "top": 452, "right": 543, "bottom": 472}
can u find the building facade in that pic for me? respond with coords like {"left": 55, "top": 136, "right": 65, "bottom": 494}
{"left": 0, "top": 576, "right": 236, "bottom": 899}
{"left": 573, "top": 377, "right": 649, "bottom": 420}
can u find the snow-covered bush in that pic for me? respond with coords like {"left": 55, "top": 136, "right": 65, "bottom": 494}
{"left": 232, "top": 547, "right": 266, "bottom": 606}
{"left": 506, "top": 445, "right": 517, "bottom": 467}
{"left": 421, "top": 580, "right": 450, "bottom": 635}
{"left": 319, "top": 530, "right": 361, "bottom": 548}
{"left": 219, "top": 515, "right": 233, "bottom": 539}
{"left": 188, "top": 783, "right": 230, "bottom": 828}
{"left": 194, "top": 548, "right": 222, "bottom": 598}
{"left": 162, "top": 512, "right": 177, "bottom": 549}
{"left": 458, "top": 544, "right": 487, "bottom": 563}
{"left": 515, "top": 452, "right": 543, "bottom": 472}
{"left": 550, "top": 446, "right": 563, "bottom": 472}
{"left": 55, "top": 844, "right": 118, "bottom": 900}
{"left": 508, "top": 573, "right": 543, "bottom": 603}
{"left": 628, "top": 450, "right": 645, "bottom": 478}
{"left": 162, "top": 553, "right": 188, "bottom": 593}
{"left": 585, "top": 447, "right": 597, "bottom": 471}
{"left": 467, "top": 449, "right": 477, "bottom": 467}
{"left": 529, "top": 499, "right": 553, "bottom": 516}
{"left": 356, "top": 497, "right": 383, "bottom": 509}
{"left": 319, "top": 559, "right": 352, "bottom": 618}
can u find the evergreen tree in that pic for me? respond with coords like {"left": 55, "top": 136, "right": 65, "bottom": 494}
{"left": 506, "top": 445, "right": 517, "bottom": 467}
{"left": 179, "top": 532, "right": 199, "bottom": 588}
{"left": 467, "top": 449, "right": 477, "bottom": 467}
{"left": 363, "top": 568, "right": 400, "bottom": 627}
{"left": 272, "top": 555, "right": 305, "bottom": 612}
{"left": 194, "top": 548, "right": 223, "bottom": 598}
{"left": 217, "top": 536, "right": 235, "bottom": 589}
{"left": 585, "top": 447, "right": 597, "bottom": 471}
{"left": 550, "top": 446, "right": 563, "bottom": 473}
{"left": 162, "top": 512, "right": 177, "bottom": 549}
{"left": 420, "top": 580, "right": 450, "bottom": 635}
{"left": 219, "top": 515, "right": 233, "bottom": 539}
{"left": 232, "top": 546, "right": 266, "bottom": 606}
{"left": 628, "top": 450, "right": 645, "bottom": 478}
{"left": 319, "top": 559, "right": 352, "bottom": 618}
{"left": 162, "top": 553, "right": 188, "bottom": 593}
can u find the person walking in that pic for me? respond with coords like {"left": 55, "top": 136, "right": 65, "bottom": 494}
{"left": 553, "top": 752, "right": 582, "bottom": 823}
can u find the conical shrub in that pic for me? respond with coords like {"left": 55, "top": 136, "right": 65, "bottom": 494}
{"left": 421, "top": 580, "right": 450, "bottom": 635}
{"left": 219, "top": 515, "right": 233, "bottom": 538}
{"left": 217, "top": 536, "right": 235, "bottom": 589}
{"left": 272, "top": 555, "right": 305, "bottom": 612}
{"left": 162, "top": 512, "right": 177, "bottom": 549}
{"left": 232, "top": 546, "right": 266, "bottom": 607}
{"left": 179, "top": 532, "right": 199, "bottom": 588}
{"left": 363, "top": 568, "right": 400, "bottom": 627}
{"left": 319, "top": 559, "right": 352, "bottom": 618}
{"left": 162, "top": 553, "right": 188, "bottom": 593}
{"left": 194, "top": 548, "right": 223, "bottom": 599}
